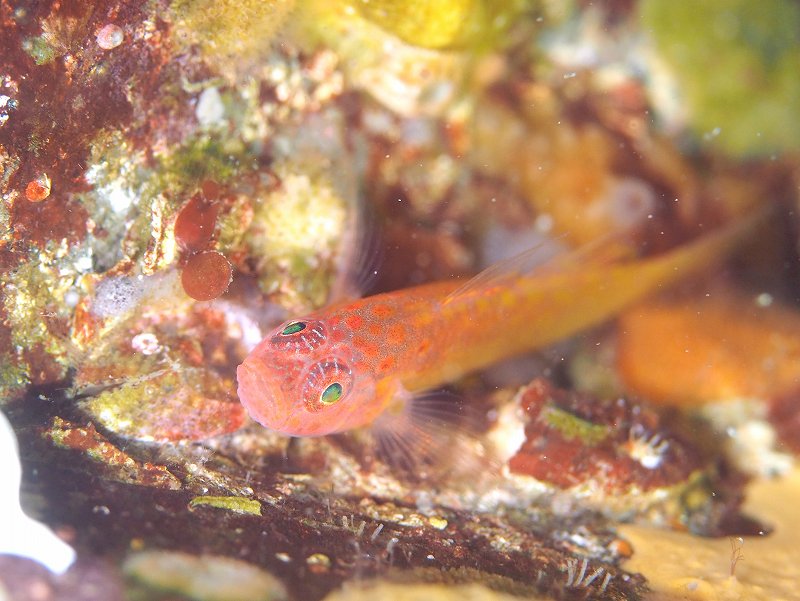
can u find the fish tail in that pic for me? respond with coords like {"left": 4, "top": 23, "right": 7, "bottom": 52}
{"left": 504, "top": 203, "right": 775, "bottom": 353}
{"left": 642, "top": 203, "right": 774, "bottom": 286}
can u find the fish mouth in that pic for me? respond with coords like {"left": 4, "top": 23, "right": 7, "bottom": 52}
{"left": 236, "top": 360, "right": 290, "bottom": 432}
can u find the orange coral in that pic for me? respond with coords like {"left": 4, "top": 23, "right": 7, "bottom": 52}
{"left": 616, "top": 292, "right": 800, "bottom": 406}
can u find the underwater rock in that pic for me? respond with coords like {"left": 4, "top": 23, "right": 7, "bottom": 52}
{"left": 78, "top": 367, "right": 245, "bottom": 442}
{"left": 44, "top": 417, "right": 181, "bottom": 489}
{"left": 244, "top": 157, "right": 351, "bottom": 312}
{"left": 502, "top": 379, "right": 750, "bottom": 535}
{"left": 294, "top": 1, "right": 469, "bottom": 117}
{"left": 349, "top": 0, "right": 529, "bottom": 51}
{"left": 507, "top": 379, "right": 697, "bottom": 491}
{"left": 74, "top": 304, "right": 246, "bottom": 442}
{"left": 469, "top": 95, "right": 666, "bottom": 246}
{"left": 640, "top": 0, "right": 800, "bottom": 157}
{"left": 170, "top": 0, "right": 295, "bottom": 70}
{"left": 0, "top": 0, "right": 170, "bottom": 249}
{"left": 0, "top": 556, "right": 124, "bottom": 601}
{"left": 124, "top": 550, "right": 288, "bottom": 601}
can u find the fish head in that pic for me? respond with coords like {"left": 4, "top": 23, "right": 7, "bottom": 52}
{"left": 237, "top": 316, "right": 381, "bottom": 436}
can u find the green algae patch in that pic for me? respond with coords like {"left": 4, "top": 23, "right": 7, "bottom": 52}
{"left": 0, "top": 360, "right": 30, "bottom": 405}
{"left": 348, "top": 0, "right": 531, "bottom": 51}
{"left": 22, "top": 35, "right": 59, "bottom": 65}
{"left": 642, "top": 0, "right": 800, "bottom": 157}
{"left": 189, "top": 495, "right": 262, "bottom": 516}
{"left": 540, "top": 404, "right": 609, "bottom": 446}
{"left": 171, "top": 0, "right": 295, "bottom": 67}
{"left": 162, "top": 135, "right": 245, "bottom": 192}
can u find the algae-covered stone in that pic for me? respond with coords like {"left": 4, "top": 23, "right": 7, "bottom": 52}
{"left": 124, "top": 551, "right": 287, "bottom": 601}
{"left": 348, "top": 0, "right": 530, "bottom": 51}
{"left": 293, "top": 1, "right": 470, "bottom": 116}
{"left": 189, "top": 495, "right": 262, "bottom": 516}
{"left": 641, "top": 0, "right": 800, "bottom": 156}
{"left": 324, "top": 582, "right": 542, "bottom": 601}
{"left": 171, "top": 0, "right": 296, "bottom": 68}
{"left": 245, "top": 160, "right": 349, "bottom": 312}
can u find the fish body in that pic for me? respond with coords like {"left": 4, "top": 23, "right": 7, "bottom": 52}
{"left": 237, "top": 214, "right": 762, "bottom": 437}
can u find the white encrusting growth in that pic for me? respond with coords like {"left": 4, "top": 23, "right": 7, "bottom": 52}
{"left": 0, "top": 411, "right": 76, "bottom": 574}
{"left": 93, "top": 275, "right": 144, "bottom": 318}
{"left": 196, "top": 87, "right": 226, "bottom": 127}
{"left": 84, "top": 163, "right": 138, "bottom": 215}
{"left": 92, "top": 271, "right": 182, "bottom": 319}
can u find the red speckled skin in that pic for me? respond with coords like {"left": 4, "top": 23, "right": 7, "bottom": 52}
{"left": 237, "top": 215, "right": 757, "bottom": 437}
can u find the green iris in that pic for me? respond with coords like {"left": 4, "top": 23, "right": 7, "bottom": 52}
{"left": 320, "top": 382, "right": 343, "bottom": 405}
{"left": 281, "top": 321, "right": 306, "bottom": 335}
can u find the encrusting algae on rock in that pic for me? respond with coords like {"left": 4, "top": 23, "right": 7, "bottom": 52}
{"left": 640, "top": 0, "right": 800, "bottom": 157}
{"left": 502, "top": 380, "right": 750, "bottom": 535}
{"left": 2, "top": 1, "right": 800, "bottom": 600}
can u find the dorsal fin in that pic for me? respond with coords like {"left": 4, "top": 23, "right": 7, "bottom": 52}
{"left": 329, "top": 196, "right": 383, "bottom": 303}
{"left": 443, "top": 233, "right": 637, "bottom": 305}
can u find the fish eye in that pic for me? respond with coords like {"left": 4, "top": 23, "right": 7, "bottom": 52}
{"left": 271, "top": 319, "right": 326, "bottom": 353}
{"left": 320, "top": 382, "right": 343, "bottom": 405}
{"left": 280, "top": 321, "right": 306, "bottom": 335}
{"left": 303, "top": 358, "right": 352, "bottom": 412}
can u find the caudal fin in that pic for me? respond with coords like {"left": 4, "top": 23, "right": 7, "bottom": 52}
{"left": 640, "top": 202, "right": 775, "bottom": 289}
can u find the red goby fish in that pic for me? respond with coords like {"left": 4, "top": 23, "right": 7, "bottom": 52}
{"left": 237, "top": 211, "right": 765, "bottom": 437}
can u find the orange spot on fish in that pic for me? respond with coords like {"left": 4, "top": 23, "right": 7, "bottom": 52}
{"left": 368, "top": 323, "right": 382, "bottom": 337}
{"left": 378, "top": 356, "right": 396, "bottom": 373}
{"left": 329, "top": 329, "right": 348, "bottom": 343}
{"left": 387, "top": 323, "right": 407, "bottom": 344}
{"left": 371, "top": 303, "right": 394, "bottom": 318}
{"left": 354, "top": 337, "right": 380, "bottom": 359}
{"left": 346, "top": 314, "right": 364, "bottom": 329}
